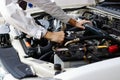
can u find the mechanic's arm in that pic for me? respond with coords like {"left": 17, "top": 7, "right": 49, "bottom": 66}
{"left": 0, "top": 1, "right": 46, "bottom": 39}
{"left": 0, "top": 1, "right": 64, "bottom": 43}
{"left": 24, "top": 0, "right": 89, "bottom": 29}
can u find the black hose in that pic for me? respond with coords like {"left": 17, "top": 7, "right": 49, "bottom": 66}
{"left": 79, "top": 35, "right": 120, "bottom": 45}
{"left": 84, "top": 23, "right": 105, "bottom": 36}
{"left": 39, "top": 51, "right": 53, "bottom": 60}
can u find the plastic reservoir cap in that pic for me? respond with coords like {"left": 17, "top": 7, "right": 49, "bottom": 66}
{"left": 108, "top": 45, "right": 119, "bottom": 53}
{"left": 28, "top": 3, "right": 33, "bottom": 8}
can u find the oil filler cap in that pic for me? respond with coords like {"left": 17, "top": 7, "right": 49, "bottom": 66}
{"left": 108, "top": 45, "right": 119, "bottom": 53}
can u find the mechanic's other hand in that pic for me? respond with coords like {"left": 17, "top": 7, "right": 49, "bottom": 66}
{"left": 44, "top": 31, "right": 65, "bottom": 43}
{"left": 0, "top": 34, "right": 11, "bottom": 48}
{"left": 68, "top": 18, "right": 91, "bottom": 29}
{"left": 75, "top": 20, "right": 91, "bottom": 29}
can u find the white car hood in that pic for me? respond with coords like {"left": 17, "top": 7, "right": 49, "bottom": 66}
{"left": 26, "top": 0, "right": 104, "bottom": 14}
{"left": 54, "top": 0, "right": 105, "bottom": 9}
{"left": 54, "top": 0, "right": 96, "bottom": 9}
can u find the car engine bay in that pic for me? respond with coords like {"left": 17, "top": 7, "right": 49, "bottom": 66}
{"left": 15, "top": 1, "right": 120, "bottom": 72}
{"left": 1, "top": 0, "right": 120, "bottom": 80}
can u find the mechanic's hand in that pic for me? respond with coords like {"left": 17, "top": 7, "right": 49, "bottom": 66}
{"left": 44, "top": 31, "right": 65, "bottom": 43}
{"left": 75, "top": 20, "right": 91, "bottom": 29}
{"left": 68, "top": 18, "right": 91, "bottom": 29}
{"left": 0, "top": 34, "right": 11, "bottom": 48}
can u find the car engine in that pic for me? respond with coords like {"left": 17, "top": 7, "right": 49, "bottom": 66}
{"left": 17, "top": 0, "right": 120, "bottom": 71}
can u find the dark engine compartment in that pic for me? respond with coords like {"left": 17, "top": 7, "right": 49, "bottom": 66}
{"left": 17, "top": 4, "right": 120, "bottom": 68}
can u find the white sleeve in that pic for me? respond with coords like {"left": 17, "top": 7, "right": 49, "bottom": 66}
{"left": 24, "top": 0, "right": 71, "bottom": 23}
{"left": 0, "top": 1, "right": 47, "bottom": 39}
